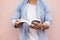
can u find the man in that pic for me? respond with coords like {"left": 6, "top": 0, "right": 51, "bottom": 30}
{"left": 12, "top": 0, "right": 52, "bottom": 40}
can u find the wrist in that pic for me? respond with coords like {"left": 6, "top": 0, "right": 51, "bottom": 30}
{"left": 43, "top": 24, "right": 49, "bottom": 29}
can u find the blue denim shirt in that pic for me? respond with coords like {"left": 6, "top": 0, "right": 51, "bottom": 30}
{"left": 12, "top": 0, "right": 52, "bottom": 40}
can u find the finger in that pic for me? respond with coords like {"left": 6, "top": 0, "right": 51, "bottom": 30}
{"left": 16, "top": 19, "right": 21, "bottom": 22}
{"left": 30, "top": 24, "right": 35, "bottom": 28}
{"left": 37, "top": 23, "right": 42, "bottom": 28}
{"left": 16, "top": 21, "right": 20, "bottom": 24}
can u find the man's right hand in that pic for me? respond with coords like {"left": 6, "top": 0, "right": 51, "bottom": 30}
{"left": 15, "top": 19, "right": 23, "bottom": 27}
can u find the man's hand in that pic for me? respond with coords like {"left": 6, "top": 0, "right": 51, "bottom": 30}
{"left": 30, "top": 20, "right": 43, "bottom": 29}
{"left": 30, "top": 23, "right": 43, "bottom": 29}
{"left": 15, "top": 19, "right": 23, "bottom": 27}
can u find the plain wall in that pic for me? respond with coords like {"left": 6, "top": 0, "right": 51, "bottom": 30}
{"left": 0, "top": 0, "right": 60, "bottom": 40}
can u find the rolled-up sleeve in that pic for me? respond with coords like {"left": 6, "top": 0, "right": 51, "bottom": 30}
{"left": 12, "top": 4, "right": 21, "bottom": 27}
{"left": 41, "top": 0, "right": 52, "bottom": 29}
{"left": 43, "top": 4, "right": 52, "bottom": 29}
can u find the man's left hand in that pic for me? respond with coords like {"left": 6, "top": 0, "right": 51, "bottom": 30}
{"left": 30, "top": 22, "right": 43, "bottom": 29}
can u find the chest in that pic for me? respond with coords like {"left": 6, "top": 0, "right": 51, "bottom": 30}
{"left": 20, "top": 4, "right": 45, "bottom": 22}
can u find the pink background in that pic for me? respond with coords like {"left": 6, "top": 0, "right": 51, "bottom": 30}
{"left": 0, "top": 0, "right": 60, "bottom": 40}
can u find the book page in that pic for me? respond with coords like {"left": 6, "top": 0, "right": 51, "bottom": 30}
{"left": 20, "top": 18, "right": 41, "bottom": 25}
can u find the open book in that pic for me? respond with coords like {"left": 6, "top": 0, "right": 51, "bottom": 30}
{"left": 19, "top": 18, "right": 41, "bottom": 25}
